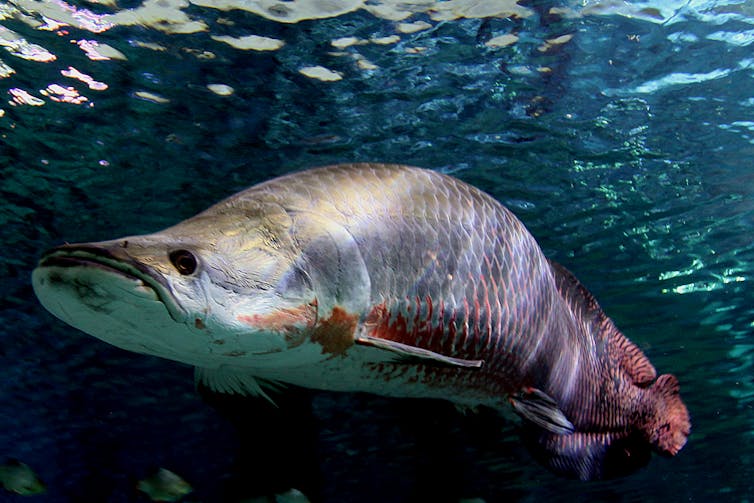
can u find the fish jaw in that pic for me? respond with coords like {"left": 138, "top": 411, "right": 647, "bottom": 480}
{"left": 31, "top": 242, "right": 300, "bottom": 367}
{"left": 34, "top": 243, "right": 186, "bottom": 318}
{"left": 31, "top": 244, "right": 209, "bottom": 363}
{"left": 32, "top": 240, "right": 236, "bottom": 365}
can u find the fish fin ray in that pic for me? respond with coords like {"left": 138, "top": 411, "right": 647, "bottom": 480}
{"left": 549, "top": 260, "right": 657, "bottom": 386}
{"left": 510, "top": 387, "right": 575, "bottom": 435}
{"left": 354, "top": 334, "right": 484, "bottom": 368}
{"left": 194, "top": 367, "right": 284, "bottom": 406}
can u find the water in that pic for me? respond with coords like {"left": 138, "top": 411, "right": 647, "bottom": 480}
{"left": 1, "top": 0, "right": 753, "bottom": 501}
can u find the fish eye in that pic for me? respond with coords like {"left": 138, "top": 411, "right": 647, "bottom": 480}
{"left": 169, "top": 249, "right": 198, "bottom": 275}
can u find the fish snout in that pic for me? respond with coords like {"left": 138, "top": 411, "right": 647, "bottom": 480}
{"left": 38, "top": 236, "right": 192, "bottom": 288}
{"left": 40, "top": 240, "right": 133, "bottom": 268}
{"left": 34, "top": 239, "right": 187, "bottom": 322}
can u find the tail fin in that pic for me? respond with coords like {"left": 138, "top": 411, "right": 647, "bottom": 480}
{"left": 521, "top": 374, "right": 690, "bottom": 480}
{"left": 645, "top": 374, "right": 690, "bottom": 456}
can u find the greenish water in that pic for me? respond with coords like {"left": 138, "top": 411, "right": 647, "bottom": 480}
{"left": 1, "top": 0, "right": 753, "bottom": 501}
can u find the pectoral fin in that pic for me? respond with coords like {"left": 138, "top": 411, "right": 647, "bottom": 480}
{"left": 510, "top": 387, "right": 575, "bottom": 435}
{"left": 354, "top": 335, "right": 484, "bottom": 369}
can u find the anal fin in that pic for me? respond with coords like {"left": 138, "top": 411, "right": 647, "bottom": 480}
{"left": 355, "top": 334, "right": 484, "bottom": 369}
{"left": 195, "top": 367, "right": 285, "bottom": 406}
{"left": 510, "top": 387, "right": 575, "bottom": 435}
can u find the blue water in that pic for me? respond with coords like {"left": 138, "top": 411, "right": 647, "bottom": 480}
{"left": 1, "top": 0, "right": 753, "bottom": 501}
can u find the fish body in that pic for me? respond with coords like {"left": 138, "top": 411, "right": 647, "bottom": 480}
{"left": 32, "top": 164, "right": 689, "bottom": 480}
{"left": 137, "top": 468, "right": 192, "bottom": 502}
{"left": 0, "top": 460, "right": 46, "bottom": 495}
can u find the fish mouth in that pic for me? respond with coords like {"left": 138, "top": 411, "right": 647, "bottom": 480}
{"left": 36, "top": 245, "right": 186, "bottom": 321}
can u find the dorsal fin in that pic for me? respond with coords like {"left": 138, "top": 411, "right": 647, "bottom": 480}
{"left": 548, "top": 260, "right": 605, "bottom": 330}
{"left": 548, "top": 260, "right": 657, "bottom": 387}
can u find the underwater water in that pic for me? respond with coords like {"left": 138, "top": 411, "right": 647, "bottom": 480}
{"left": 1, "top": 0, "right": 754, "bottom": 501}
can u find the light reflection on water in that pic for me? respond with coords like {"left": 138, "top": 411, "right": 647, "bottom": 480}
{"left": 1, "top": 0, "right": 754, "bottom": 501}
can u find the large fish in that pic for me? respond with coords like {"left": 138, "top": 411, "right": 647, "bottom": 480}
{"left": 32, "top": 164, "right": 689, "bottom": 480}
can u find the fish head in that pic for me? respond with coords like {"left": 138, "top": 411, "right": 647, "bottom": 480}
{"left": 31, "top": 200, "right": 325, "bottom": 368}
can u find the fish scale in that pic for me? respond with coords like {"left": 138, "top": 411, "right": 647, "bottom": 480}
{"left": 32, "top": 163, "right": 689, "bottom": 481}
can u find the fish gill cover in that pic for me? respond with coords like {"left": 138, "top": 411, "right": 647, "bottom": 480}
{"left": 1, "top": 0, "right": 754, "bottom": 501}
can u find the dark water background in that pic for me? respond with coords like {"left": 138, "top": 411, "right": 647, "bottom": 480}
{"left": 2, "top": 0, "right": 754, "bottom": 501}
